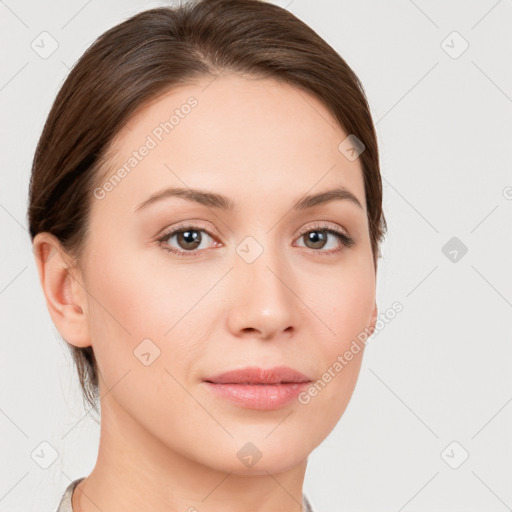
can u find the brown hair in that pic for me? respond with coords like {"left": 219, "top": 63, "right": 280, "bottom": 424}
{"left": 27, "top": 0, "right": 387, "bottom": 411}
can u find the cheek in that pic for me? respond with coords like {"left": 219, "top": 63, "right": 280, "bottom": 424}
{"left": 82, "top": 245, "right": 218, "bottom": 385}
{"left": 312, "top": 259, "right": 376, "bottom": 349}
{"left": 85, "top": 243, "right": 201, "bottom": 336}
{"left": 302, "top": 257, "right": 375, "bottom": 412}
{"left": 79, "top": 249, "right": 158, "bottom": 376}
{"left": 331, "top": 282, "right": 375, "bottom": 342}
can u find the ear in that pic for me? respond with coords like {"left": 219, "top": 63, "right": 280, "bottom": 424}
{"left": 32, "top": 232, "right": 91, "bottom": 348}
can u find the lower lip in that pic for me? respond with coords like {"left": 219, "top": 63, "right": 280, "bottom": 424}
{"left": 203, "top": 382, "right": 310, "bottom": 410}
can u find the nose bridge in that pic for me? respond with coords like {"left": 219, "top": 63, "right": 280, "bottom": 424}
{"left": 237, "top": 230, "right": 290, "bottom": 290}
{"left": 227, "top": 233, "right": 302, "bottom": 338}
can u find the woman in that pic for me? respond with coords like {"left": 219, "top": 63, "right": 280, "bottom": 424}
{"left": 28, "top": 0, "right": 386, "bottom": 510}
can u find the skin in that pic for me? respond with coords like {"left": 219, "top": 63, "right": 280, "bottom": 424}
{"left": 34, "top": 73, "right": 378, "bottom": 512}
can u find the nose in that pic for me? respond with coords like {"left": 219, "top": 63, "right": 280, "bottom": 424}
{"left": 225, "top": 242, "right": 303, "bottom": 341}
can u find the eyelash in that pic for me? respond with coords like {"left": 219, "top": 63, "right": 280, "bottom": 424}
{"left": 155, "top": 221, "right": 355, "bottom": 257}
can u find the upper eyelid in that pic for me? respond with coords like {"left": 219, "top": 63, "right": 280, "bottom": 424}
{"left": 297, "top": 221, "right": 349, "bottom": 235}
{"left": 158, "top": 221, "right": 219, "bottom": 240}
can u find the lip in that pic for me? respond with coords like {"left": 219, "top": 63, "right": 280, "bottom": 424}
{"left": 203, "top": 365, "right": 312, "bottom": 410}
{"left": 204, "top": 365, "right": 311, "bottom": 385}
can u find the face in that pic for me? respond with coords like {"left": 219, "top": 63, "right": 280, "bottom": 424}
{"left": 75, "top": 73, "right": 377, "bottom": 474}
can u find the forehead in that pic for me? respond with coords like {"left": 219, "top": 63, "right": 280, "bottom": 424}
{"left": 95, "top": 73, "right": 366, "bottom": 215}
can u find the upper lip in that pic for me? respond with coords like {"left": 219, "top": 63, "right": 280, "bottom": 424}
{"left": 204, "top": 365, "right": 312, "bottom": 385}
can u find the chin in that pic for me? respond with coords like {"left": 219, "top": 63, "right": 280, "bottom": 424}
{"left": 200, "top": 434, "right": 312, "bottom": 476}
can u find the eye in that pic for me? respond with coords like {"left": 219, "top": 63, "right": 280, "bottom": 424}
{"left": 155, "top": 223, "right": 220, "bottom": 256}
{"left": 294, "top": 222, "right": 355, "bottom": 255}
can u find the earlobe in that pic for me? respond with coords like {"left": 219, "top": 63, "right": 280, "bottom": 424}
{"left": 32, "top": 233, "right": 90, "bottom": 348}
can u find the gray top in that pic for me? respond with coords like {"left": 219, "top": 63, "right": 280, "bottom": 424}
{"left": 56, "top": 477, "right": 317, "bottom": 511}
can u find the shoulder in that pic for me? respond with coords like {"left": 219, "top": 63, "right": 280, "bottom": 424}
{"left": 55, "top": 477, "right": 86, "bottom": 512}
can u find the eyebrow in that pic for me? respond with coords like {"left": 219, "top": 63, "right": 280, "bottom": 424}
{"left": 134, "top": 185, "right": 363, "bottom": 212}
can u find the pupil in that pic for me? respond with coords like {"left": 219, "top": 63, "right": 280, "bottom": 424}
{"left": 306, "top": 230, "right": 326, "bottom": 249}
{"left": 179, "top": 230, "right": 201, "bottom": 250}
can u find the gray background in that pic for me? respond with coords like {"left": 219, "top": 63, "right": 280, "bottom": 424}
{"left": 1, "top": 0, "right": 511, "bottom": 510}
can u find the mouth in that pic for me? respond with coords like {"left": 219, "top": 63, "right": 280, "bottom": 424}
{"left": 202, "top": 366, "right": 312, "bottom": 410}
